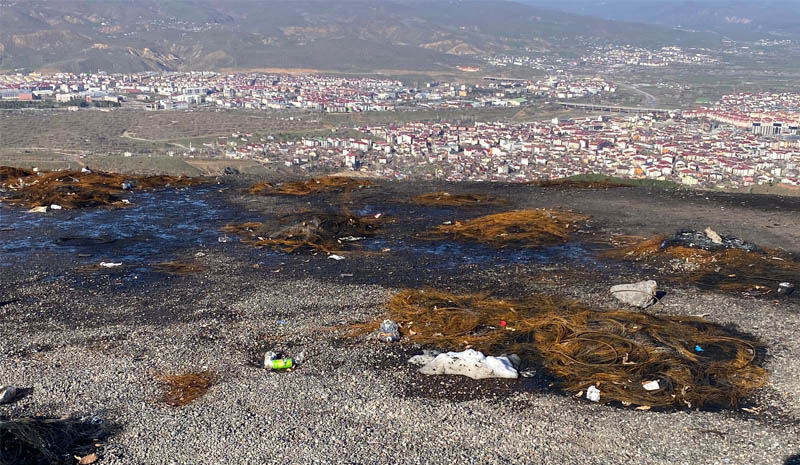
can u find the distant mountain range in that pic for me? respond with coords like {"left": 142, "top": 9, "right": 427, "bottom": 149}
{"left": 521, "top": 0, "right": 800, "bottom": 41}
{"left": 0, "top": 0, "right": 723, "bottom": 73}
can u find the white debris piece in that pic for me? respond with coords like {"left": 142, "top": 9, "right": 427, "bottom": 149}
{"left": 409, "top": 349, "right": 518, "bottom": 380}
{"left": 704, "top": 227, "right": 723, "bottom": 244}
{"left": 27, "top": 206, "right": 48, "bottom": 213}
{"left": 328, "top": 254, "right": 345, "bottom": 260}
{"left": 49, "top": 204, "right": 62, "bottom": 210}
{"left": 99, "top": 262, "right": 122, "bottom": 268}
{"left": 586, "top": 385, "right": 601, "bottom": 402}
{"left": 642, "top": 380, "right": 660, "bottom": 391}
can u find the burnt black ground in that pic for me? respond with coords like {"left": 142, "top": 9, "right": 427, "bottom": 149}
{"left": 1, "top": 179, "right": 799, "bottom": 464}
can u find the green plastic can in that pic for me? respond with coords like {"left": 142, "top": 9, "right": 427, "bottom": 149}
{"left": 269, "top": 358, "right": 293, "bottom": 370}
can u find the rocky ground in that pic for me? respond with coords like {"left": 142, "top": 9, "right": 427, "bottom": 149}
{"left": 1, "top": 178, "right": 799, "bottom": 465}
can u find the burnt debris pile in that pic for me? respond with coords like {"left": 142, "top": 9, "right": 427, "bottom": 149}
{"left": 0, "top": 416, "right": 108, "bottom": 465}
{"left": 607, "top": 229, "right": 799, "bottom": 296}
{"left": 0, "top": 167, "right": 201, "bottom": 209}
{"left": 223, "top": 211, "right": 382, "bottom": 254}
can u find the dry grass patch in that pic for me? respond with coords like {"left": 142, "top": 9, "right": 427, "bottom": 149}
{"left": 428, "top": 209, "right": 588, "bottom": 248}
{"left": 376, "top": 289, "right": 767, "bottom": 410}
{"left": 249, "top": 176, "right": 373, "bottom": 196}
{"left": 152, "top": 261, "right": 206, "bottom": 275}
{"left": 155, "top": 371, "right": 216, "bottom": 407}
{"left": 535, "top": 179, "right": 632, "bottom": 189}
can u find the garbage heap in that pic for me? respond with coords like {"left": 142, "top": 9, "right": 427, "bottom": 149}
{"left": 379, "top": 289, "right": 767, "bottom": 410}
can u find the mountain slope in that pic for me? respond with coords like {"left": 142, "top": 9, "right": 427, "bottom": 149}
{"left": 0, "top": 0, "right": 723, "bottom": 73}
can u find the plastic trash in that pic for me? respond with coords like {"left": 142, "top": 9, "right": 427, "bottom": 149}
{"left": 695, "top": 345, "right": 704, "bottom": 352}
{"left": 218, "top": 235, "right": 231, "bottom": 243}
{"left": 81, "top": 167, "right": 92, "bottom": 174}
{"left": 642, "top": 380, "right": 660, "bottom": 391}
{"left": 409, "top": 349, "right": 518, "bottom": 379}
{"left": 0, "top": 385, "right": 16, "bottom": 404}
{"left": 377, "top": 319, "right": 400, "bottom": 342}
{"left": 264, "top": 351, "right": 294, "bottom": 371}
{"left": 328, "top": 254, "right": 345, "bottom": 260}
{"left": 50, "top": 204, "right": 62, "bottom": 210}
{"left": 99, "top": 262, "right": 122, "bottom": 268}
{"left": 27, "top": 206, "right": 48, "bottom": 213}
{"left": 121, "top": 181, "right": 133, "bottom": 190}
{"left": 586, "top": 385, "right": 601, "bottom": 402}
{"left": 777, "top": 282, "right": 795, "bottom": 296}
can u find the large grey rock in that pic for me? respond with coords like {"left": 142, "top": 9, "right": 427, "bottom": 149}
{"left": 610, "top": 280, "right": 658, "bottom": 308}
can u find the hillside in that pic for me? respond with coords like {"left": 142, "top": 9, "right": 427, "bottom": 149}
{"left": 0, "top": 0, "right": 722, "bottom": 73}
{"left": 522, "top": 0, "right": 800, "bottom": 41}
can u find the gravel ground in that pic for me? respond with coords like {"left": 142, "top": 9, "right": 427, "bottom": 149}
{"left": 1, "top": 179, "right": 799, "bottom": 464}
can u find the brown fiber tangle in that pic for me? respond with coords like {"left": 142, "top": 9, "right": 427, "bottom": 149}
{"left": 384, "top": 289, "right": 767, "bottom": 409}
{"left": 428, "top": 209, "right": 588, "bottom": 248}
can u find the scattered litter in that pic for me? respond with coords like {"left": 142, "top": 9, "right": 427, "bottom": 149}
{"left": 98, "top": 262, "right": 122, "bottom": 268}
{"left": 328, "top": 254, "right": 345, "bottom": 261}
{"left": 586, "top": 385, "right": 601, "bottom": 402}
{"left": 49, "top": 204, "right": 62, "bottom": 210}
{"left": 695, "top": 345, "right": 704, "bottom": 352}
{"left": 372, "top": 289, "right": 767, "bottom": 409}
{"left": 194, "top": 252, "right": 207, "bottom": 257}
{"left": 377, "top": 319, "right": 400, "bottom": 342}
{"left": 218, "top": 235, "right": 231, "bottom": 243}
{"left": 340, "top": 273, "right": 354, "bottom": 277}
{"left": 409, "top": 349, "right": 519, "bottom": 380}
{"left": 427, "top": 209, "right": 588, "bottom": 248}
{"left": 0, "top": 385, "right": 16, "bottom": 404}
{"left": 155, "top": 370, "right": 215, "bottom": 407}
{"left": 610, "top": 280, "right": 658, "bottom": 308}
{"left": 411, "top": 192, "right": 508, "bottom": 207}
{"left": 373, "top": 213, "right": 382, "bottom": 219}
{"left": 27, "top": 206, "right": 48, "bottom": 213}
